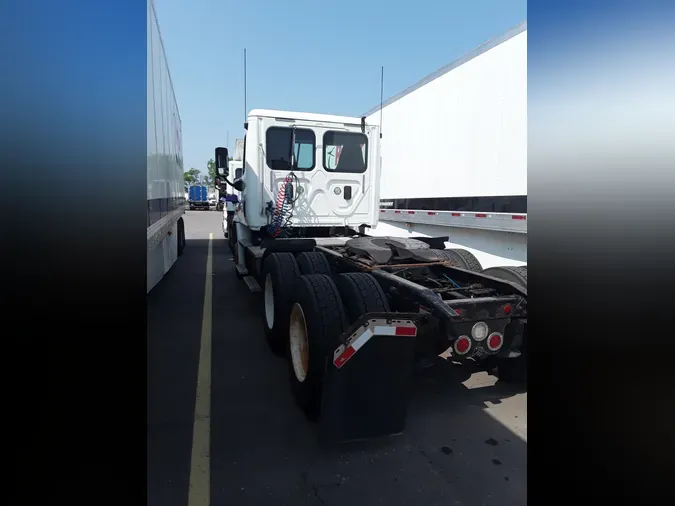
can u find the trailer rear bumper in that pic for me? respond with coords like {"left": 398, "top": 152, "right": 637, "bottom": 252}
{"left": 319, "top": 312, "right": 423, "bottom": 443}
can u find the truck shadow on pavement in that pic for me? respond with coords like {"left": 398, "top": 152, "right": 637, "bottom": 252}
{"left": 148, "top": 236, "right": 527, "bottom": 506}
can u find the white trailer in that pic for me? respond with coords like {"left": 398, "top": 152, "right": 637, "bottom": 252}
{"left": 364, "top": 22, "right": 527, "bottom": 269}
{"left": 146, "top": 0, "right": 186, "bottom": 293}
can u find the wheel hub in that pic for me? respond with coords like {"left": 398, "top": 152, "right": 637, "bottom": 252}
{"left": 289, "top": 303, "right": 309, "bottom": 383}
{"left": 264, "top": 274, "right": 274, "bottom": 329}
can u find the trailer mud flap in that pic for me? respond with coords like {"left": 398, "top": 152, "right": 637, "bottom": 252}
{"left": 319, "top": 315, "right": 419, "bottom": 443}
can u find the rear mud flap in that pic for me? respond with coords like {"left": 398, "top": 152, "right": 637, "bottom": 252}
{"left": 318, "top": 313, "right": 420, "bottom": 443}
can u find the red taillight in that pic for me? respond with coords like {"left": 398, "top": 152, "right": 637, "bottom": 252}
{"left": 487, "top": 332, "right": 503, "bottom": 351}
{"left": 454, "top": 335, "right": 472, "bottom": 355}
{"left": 503, "top": 304, "right": 511, "bottom": 315}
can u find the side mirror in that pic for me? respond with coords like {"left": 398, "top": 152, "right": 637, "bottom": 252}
{"left": 215, "top": 147, "right": 229, "bottom": 177}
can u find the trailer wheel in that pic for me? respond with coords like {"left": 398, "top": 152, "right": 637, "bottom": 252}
{"left": 333, "top": 272, "right": 390, "bottom": 323}
{"left": 432, "top": 248, "right": 483, "bottom": 271}
{"left": 176, "top": 218, "right": 186, "bottom": 257}
{"left": 296, "top": 251, "right": 331, "bottom": 276}
{"left": 261, "top": 252, "right": 300, "bottom": 356}
{"left": 288, "top": 274, "right": 348, "bottom": 420}
{"left": 481, "top": 266, "right": 527, "bottom": 291}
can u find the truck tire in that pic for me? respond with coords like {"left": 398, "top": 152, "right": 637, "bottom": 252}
{"left": 333, "top": 272, "right": 390, "bottom": 323}
{"left": 177, "top": 218, "right": 186, "bottom": 257}
{"left": 432, "top": 248, "right": 483, "bottom": 271}
{"left": 288, "top": 274, "right": 348, "bottom": 420}
{"left": 261, "top": 252, "right": 300, "bottom": 356}
{"left": 481, "top": 266, "right": 527, "bottom": 290}
{"left": 296, "top": 251, "right": 331, "bottom": 276}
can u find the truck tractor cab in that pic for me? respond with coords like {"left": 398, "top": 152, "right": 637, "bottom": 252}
{"left": 215, "top": 109, "right": 382, "bottom": 240}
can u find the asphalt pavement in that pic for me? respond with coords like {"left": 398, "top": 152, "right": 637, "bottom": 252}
{"left": 147, "top": 210, "right": 527, "bottom": 506}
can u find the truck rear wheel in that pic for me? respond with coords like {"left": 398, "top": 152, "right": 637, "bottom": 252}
{"left": 333, "top": 272, "right": 390, "bottom": 323}
{"left": 481, "top": 266, "right": 527, "bottom": 291}
{"left": 296, "top": 251, "right": 331, "bottom": 276}
{"left": 432, "top": 248, "right": 483, "bottom": 271}
{"left": 288, "top": 274, "right": 348, "bottom": 420}
{"left": 261, "top": 252, "right": 300, "bottom": 356}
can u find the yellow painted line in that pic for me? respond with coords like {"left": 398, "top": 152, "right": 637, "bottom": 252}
{"left": 188, "top": 232, "right": 213, "bottom": 506}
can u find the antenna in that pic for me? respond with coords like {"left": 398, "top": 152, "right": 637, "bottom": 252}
{"left": 379, "top": 66, "right": 384, "bottom": 138}
{"left": 244, "top": 48, "right": 248, "bottom": 123}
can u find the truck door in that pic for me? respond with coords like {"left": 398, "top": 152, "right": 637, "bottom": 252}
{"left": 317, "top": 127, "right": 378, "bottom": 227}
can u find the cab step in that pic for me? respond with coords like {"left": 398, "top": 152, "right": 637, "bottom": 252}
{"left": 243, "top": 276, "right": 261, "bottom": 292}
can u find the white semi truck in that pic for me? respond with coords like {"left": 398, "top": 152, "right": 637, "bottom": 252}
{"left": 365, "top": 21, "right": 527, "bottom": 270}
{"left": 146, "top": 0, "right": 186, "bottom": 293}
{"left": 214, "top": 109, "right": 527, "bottom": 442}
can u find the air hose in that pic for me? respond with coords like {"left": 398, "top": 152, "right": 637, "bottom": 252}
{"left": 267, "top": 173, "right": 298, "bottom": 237}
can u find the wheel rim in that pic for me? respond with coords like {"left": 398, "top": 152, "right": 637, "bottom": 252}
{"left": 264, "top": 274, "right": 274, "bottom": 329}
{"left": 289, "top": 303, "right": 309, "bottom": 383}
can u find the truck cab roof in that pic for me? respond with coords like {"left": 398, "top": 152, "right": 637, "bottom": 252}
{"left": 248, "top": 109, "right": 365, "bottom": 126}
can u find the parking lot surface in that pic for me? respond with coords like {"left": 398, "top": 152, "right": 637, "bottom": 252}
{"left": 147, "top": 210, "right": 527, "bottom": 506}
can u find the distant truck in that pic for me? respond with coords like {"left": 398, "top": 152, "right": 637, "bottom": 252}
{"left": 208, "top": 186, "right": 217, "bottom": 207}
{"left": 188, "top": 185, "right": 209, "bottom": 210}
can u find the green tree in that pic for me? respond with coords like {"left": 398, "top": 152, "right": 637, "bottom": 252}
{"left": 205, "top": 159, "right": 217, "bottom": 186}
{"left": 184, "top": 168, "right": 200, "bottom": 187}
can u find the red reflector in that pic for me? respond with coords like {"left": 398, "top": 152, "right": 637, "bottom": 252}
{"left": 503, "top": 304, "right": 511, "bottom": 315}
{"left": 428, "top": 212, "right": 436, "bottom": 215}
{"left": 455, "top": 336, "right": 471, "bottom": 354}
{"left": 488, "top": 333, "right": 503, "bottom": 351}
{"left": 380, "top": 209, "right": 385, "bottom": 212}
{"left": 394, "top": 210, "right": 401, "bottom": 214}
{"left": 395, "top": 326, "right": 417, "bottom": 336}
{"left": 451, "top": 212, "right": 461, "bottom": 217}
{"left": 408, "top": 211, "right": 415, "bottom": 214}
{"left": 334, "top": 346, "right": 355, "bottom": 368}
{"left": 512, "top": 215, "right": 526, "bottom": 220}
{"left": 475, "top": 213, "right": 487, "bottom": 218}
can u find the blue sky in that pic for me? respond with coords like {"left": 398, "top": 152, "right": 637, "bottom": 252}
{"left": 155, "top": 0, "right": 526, "bottom": 173}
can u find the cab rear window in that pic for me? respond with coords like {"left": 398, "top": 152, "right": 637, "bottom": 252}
{"left": 265, "top": 127, "right": 315, "bottom": 171}
{"left": 323, "top": 131, "right": 368, "bottom": 174}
